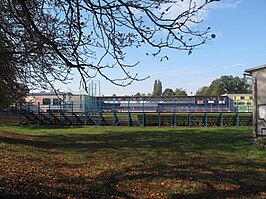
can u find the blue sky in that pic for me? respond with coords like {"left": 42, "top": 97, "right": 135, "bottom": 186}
{"left": 61, "top": 0, "right": 266, "bottom": 96}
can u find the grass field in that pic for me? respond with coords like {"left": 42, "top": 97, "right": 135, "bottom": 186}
{"left": 0, "top": 125, "right": 266, "bottom": 198}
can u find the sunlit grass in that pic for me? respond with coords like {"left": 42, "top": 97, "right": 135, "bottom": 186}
{"left": 0, "top": 125, "right": 266, "bottom": 198}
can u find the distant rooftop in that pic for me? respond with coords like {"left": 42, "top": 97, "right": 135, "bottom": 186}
{"left": 29, "top": 92, "right": 73, "bottom": 96}
{"left": 245, "top": 64, "right": 266, "bottom": 74}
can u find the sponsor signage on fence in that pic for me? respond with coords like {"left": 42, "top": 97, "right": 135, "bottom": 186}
{"left": 197, "top": 101, "right": 204, "bottom": 104}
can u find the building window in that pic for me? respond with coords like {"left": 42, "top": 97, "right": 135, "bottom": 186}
{"left": 241, "top": 96, "right": 245, "bottom": 100}
{"left": 235, "top": 101, "right": 246, "bottom": 106}
{"left": 43, "top": 98, "right": 51, "bottom": 105}
{"left": 53, "top": 98, "right": 60, "bottom": 105}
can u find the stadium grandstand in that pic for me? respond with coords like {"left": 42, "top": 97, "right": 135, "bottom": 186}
{"left": 16, "top": 92, "right": 253, "bottom": 127}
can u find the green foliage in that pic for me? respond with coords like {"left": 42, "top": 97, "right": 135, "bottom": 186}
{"left": 175, "top": 88, "right": 188, "bottom": 96}
{"left": 196, "top": 75, "right": 251, "bottom": 96}
{"left": 195, "top": 86, "right": 209, "bottom": 96}
{"left": 162, "top": 88, "right": 175, "bottom": 96}
{"left": 161, "top": 87, "right": 187, "bottom": 97}
{"left": 152, "top": 79, "right": 162, "bottom": 96}
{"left": 254, "top": 138, "right": 266, "bottom": 149}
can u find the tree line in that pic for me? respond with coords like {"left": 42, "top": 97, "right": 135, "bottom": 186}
{"left": 135, "top": 75, "right": 251, "bottom": 97}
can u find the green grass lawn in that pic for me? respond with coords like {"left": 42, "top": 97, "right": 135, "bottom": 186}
{"left": 0, "top": 125, "right": 266, "bottom": 198}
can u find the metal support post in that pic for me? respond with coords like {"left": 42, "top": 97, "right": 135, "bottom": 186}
{"left": 26, "top": 104, "right": 30, "bottom": 126}
{"left": 38, "top": 102, "right": 40, "bottom": 125}
{"left": 60, "top": 102, "right": 62, "bottom": 127}
{"left": 205, "top": 112, "right": 208, "bottom": 126}
{"left": 72, "top": 101, "right": 74, "bottom": 113}
{"left": 158, "top": 111, "right": 161, "bottom": 127}
{"left": 48, "top": 104, "right": 51, "bottom": 127}
{"left": 236, "top": 109, "right": 240, "bottom": 126}
{"left": 128, "top": 99, "right": 130, "bottom": 127}
{"left": 174, "top": 100, "right": 177, "bottom": 127}
{"left": 174, "top": 112, "right": 176, "bottom": 127}
{"left": 38, "top": 102, "right": 40, "bottom": 115}
{"left": 19, "top": 103, "right": 22, "bottom": 125}
{"left": 188, "top": 112, "right": 191, "bottom": 127}
{"left": 220, "top": 112, "right": 224, "bottom": 127}
{"left": 142, "top": 98, "right": 145, "bottom": 127}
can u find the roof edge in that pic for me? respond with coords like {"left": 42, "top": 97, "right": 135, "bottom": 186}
{"left": 245, "top": 64, "right": 266, "bottom": 73}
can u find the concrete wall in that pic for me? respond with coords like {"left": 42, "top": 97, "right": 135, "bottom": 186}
{"left": 251, "top": 68, "right": 266, "bottom": 136}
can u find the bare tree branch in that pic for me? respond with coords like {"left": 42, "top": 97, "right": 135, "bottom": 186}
{"left": 0, "top": 0, "right": 219, "bottom": 92}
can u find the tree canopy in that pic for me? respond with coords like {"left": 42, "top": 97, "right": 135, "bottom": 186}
{"left": 0, "top": 0, "right": 218, "bottom": 92}
{"left": 161, "top": 87, "right": 187, "bottom": 96}
{"left": 153, "top": 79, "right": 162, "bottom": 96}
{"left": 175, "top": 88, "right": 187, "bottom": 96}
{"left": 162, "top": 88, "right": 175, "bottom": 96}
{"left": 0, "top": 34, "right": 28, "bottom": 108}
{"left": 195, "top": 86, "right": 208, "bottom": 96}
{"left": 195, "top": 75, "right": 252, "bottom": 96}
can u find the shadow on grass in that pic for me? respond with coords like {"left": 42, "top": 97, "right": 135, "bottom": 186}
{"left": 0, "top": 128, "right": 252, "bottom": 153}
{"left": 1, "top": 127, "right": 266, "bottom": 198}
{"left": 85, "top": 160, "right": 266, "bottom": 198}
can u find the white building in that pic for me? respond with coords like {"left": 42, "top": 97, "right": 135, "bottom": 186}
{"left": 25, "top": 92, "right": 89, "bottom": 112}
